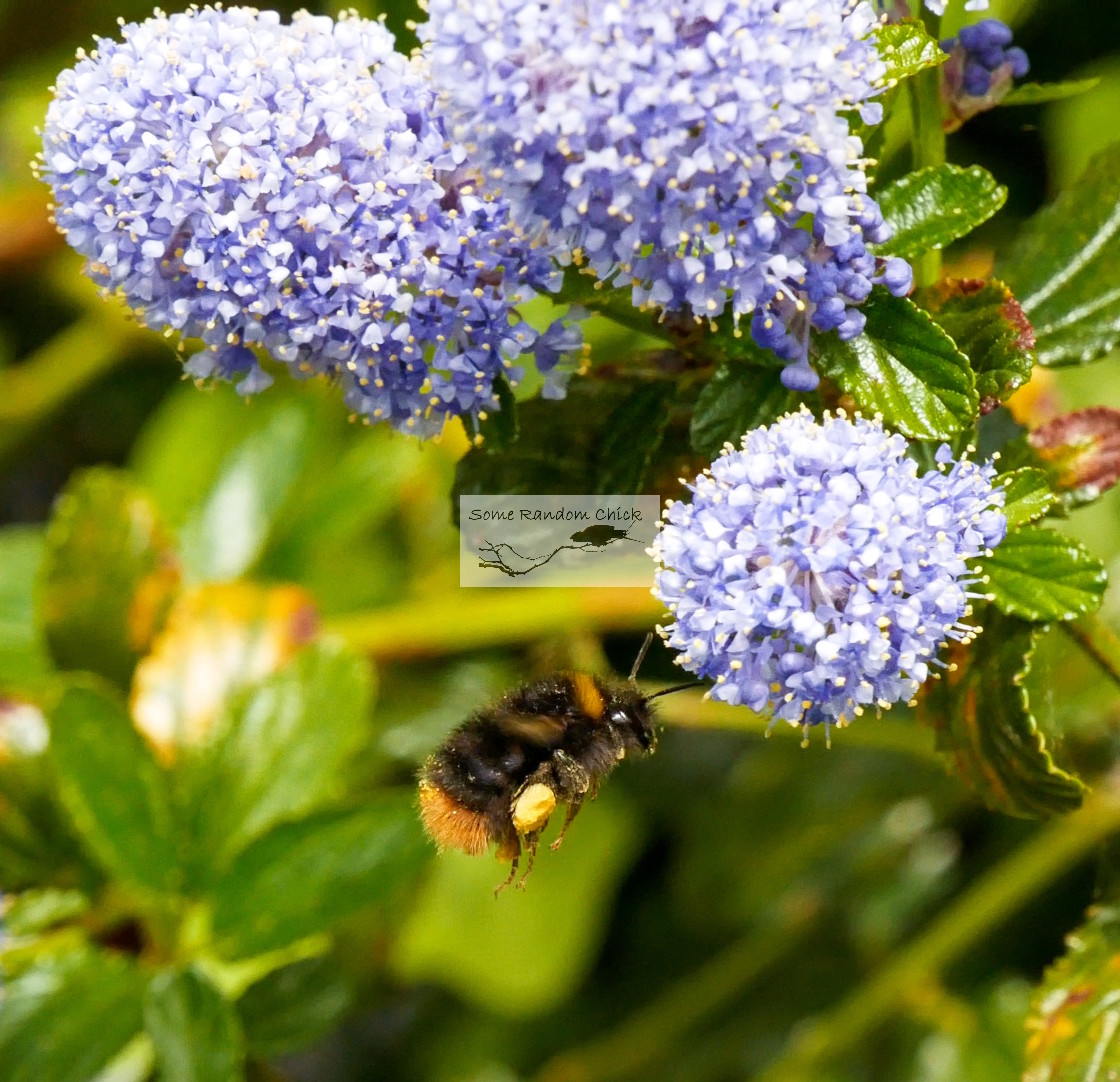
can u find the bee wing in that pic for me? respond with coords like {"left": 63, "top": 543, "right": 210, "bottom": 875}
{"left": 493, "top": 710, "right": 567, "bottom": 745}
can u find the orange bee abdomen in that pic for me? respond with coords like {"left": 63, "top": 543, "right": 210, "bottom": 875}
{"left": 418, "top": 779, "right": 492, "bottom": 856}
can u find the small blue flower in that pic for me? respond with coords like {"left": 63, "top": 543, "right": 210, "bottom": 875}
{"left": 940, "top": 18, "right": 1029, "bottom": 129}
{"left": 37, "top": 6, "right": 578, "bottom": 435}
{"left": 419, "top": 0, "right": 912, "bottom": 393}
{"left": 651, "top": 410, "right": 1006, "bottom": 738}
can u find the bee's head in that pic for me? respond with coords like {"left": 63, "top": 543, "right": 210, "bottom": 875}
{"left": 608, "top": 687, "right": 657, "bottom": 753}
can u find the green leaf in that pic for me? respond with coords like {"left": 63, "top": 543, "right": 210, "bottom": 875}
{"left": 594, "top": 382, "right": 672, "bottom": 494}
{"left": 209, "top": 795, "right": 428, "bottom": 958}
{"left": 237, "top": 955, "right": 351, "bottom": 1058}
{"left": 0, "top": 526, "right": 51, "bottom": 689}
{"left": 1001, "top": 142, "right": 1120, "bottom": 366}
{"left": 0, "top": 949, "right": 146, "bottom": 1082}
{"left": 925, "top": 610, "right": 1086, "bottom": 818}
{"left": 999, "top": 469, "right": 1058, "bottom": 530}
{"left": 815, "top": 291, "right": 977, "bottom": 439}
{"left": 919, "top": 278, "right": 1035, "bottom": 404}
{"left": 185, "top": 641, "right": 374, "bottom": 878}
{"left": 1025, "top": 905, "right": 1120, "bottom": 1081}
{"left": 39, "top": 470, "right": 180, "bottom": 686}
{"left": 985, "top": 525, "right": 1107, "bottom": 622}
{"left": 690, "top": 365, "right": 797, "bottom": 459}
{"left": 144, "top": 969, "right": 243, "bottom": 1082}
{"left": 3, "top": 889, "right": 89, "bottom": 936}
{"left": 1001, "top": 78, "right": 1101, "bottom": 107}
{"left": 874, "top": 165, "right": 1007, "bottom": 261}
{"left": 454, "top": 374, "right": 689, "bottom": 510}
{"left": 50, "top": 684, "right": 179, "bottom": 895}
{"left": 177, "top": 402, "right": 311, "bottom": 582}
{"left": 874, "top": 21, "right": 948, "bottom": 85}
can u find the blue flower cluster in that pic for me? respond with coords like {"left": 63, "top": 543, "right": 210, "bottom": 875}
{"left": 420, "top": 0, "right": 912, "bottom": 392}
{"left": 38, "top": 7, "right": 578, "bottom": 434}
{"left": 942, "top": 18, "right": 1029, "bottom": 98}
{"left": 652, "top": 410, "right": 1006, "bottom": 737}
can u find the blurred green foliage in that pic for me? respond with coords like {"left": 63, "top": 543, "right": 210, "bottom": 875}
{"left": 2, "top": 1, "right": 1120, "bottom": 1082}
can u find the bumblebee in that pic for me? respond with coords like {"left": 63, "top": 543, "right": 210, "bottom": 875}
{"left": 418, "top": 636, "right": 692, "bottom": 892}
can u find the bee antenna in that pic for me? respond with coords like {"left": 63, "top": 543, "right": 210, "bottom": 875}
{"left": 645, "top": 682, "right": 699, "bottom": 701}
{"left": 628, "top": 632, "right": 655, "bottom": 684}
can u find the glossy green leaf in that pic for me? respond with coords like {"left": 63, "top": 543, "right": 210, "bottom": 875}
{"left": 925, "top": 610, "right": 1086, "bottom": 818}
{"left": 690, "top": 365, "right": 798, "bottom": 459}
{"left": 875, "top": 165, "right": 1007, "bottom": 260}
{"left": 1001, "top": 142, "right": 1120, "bottom": 366}
{"left": 0, "top": 526, "right": 51, "bottom": 689}
{"left": 393, "top": 790, "right": 641, "bottom": 1017}
{"left": 3, "top": 889, "right": 89, "bottom": 936}
{"left": 144, "top": 969, "right": 243, "bottom": 1082}
{"left": 177, "top": 402, "right": 311, "bottom": 582}
{"left": 985, "top": 525, "right": 1107, "bottom": 622}
{"left": 919, "top": 278, "right": 1035, "bottom": 404}
{"left": 50, "top": 684, "right": 179, "bottom": 895}
{"left": 815, "top": 292, "right": 977, "bottom": 438}
{"left": 1002, "top": 78, "right": 1100, "bottom": 107}
{"left": 1025, "top": 905, "right": 1120, "bottom": 1081}
{"left": 999, "top": 469, "right": 1058, "bottom": 530}
{"left": 0, "top": 949, "right": 146, "bottom": 1082}
{"left": 874, "top": 21, "right": 948, "bottom": 85}
{"left": 39, "top": 470, "right": 179, "bottom": 686}
{"left": 594, "top": 381, "right": 672, "bottom": 494}
{"left": 209, "top": 794, "right": 428, "bottom": 958}
{"left": 237, "top": 955, "right": 352, "bottom": 1058}
{"left": 185, "top": 641, "right": 373, "bottom": 878}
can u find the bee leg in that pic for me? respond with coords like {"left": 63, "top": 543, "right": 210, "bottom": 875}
{"left": 553, "top": 750, "right": 592, "bottom": 798}
{"left": 494, "top": 833, "right": 520, "bottom": 896}
{"left": 550, "top": 799, "right": 583, "bottom": 852}
{"left": 516, "top": 832, "right": 541, "bottom": 889}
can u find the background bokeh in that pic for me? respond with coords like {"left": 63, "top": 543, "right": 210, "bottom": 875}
{"left": 3, "top": 1, "right": 1120, "bottom": 1080}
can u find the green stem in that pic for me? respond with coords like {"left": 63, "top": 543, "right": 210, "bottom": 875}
{"left": 1060, "top": 615, "right": 1120, "bottom": 694}
{"left": 909, "top": 12, "right": 946, "bottom": 288}
{"left": 754, "top": 781, "right": 1120, "bottom": 1082}
{"left": 536, "top": 917, "right": 815, "bottom": 1082}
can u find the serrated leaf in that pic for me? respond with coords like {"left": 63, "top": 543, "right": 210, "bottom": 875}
{"left": 689, "top": 365, "right": 797, "bottom": 459}
{"left": 0, "top": 526, "right": 51, "bottom": 689}
{"left": 0, "top": 949, "right": 146, "bottom": 1082}
{"left": 237, "top": 955, "right": 351, "bottom": 1058}
{"left": 1026, "top": 905, "right": 1120, "bottom": 1081}
{"left": 874, "top": 165, "right": 1007, "bottom": 260}
{"left": 1002, "top": 78, "right": 1100, "bottom": 107}
{"left": 874, "top": 21, "right": 948, "bottom": 85}
{"left": 919, "top": 278, "right": 1035, "bottom": 405}
{"left": 1029, "top": 407, "right": 1120, "bottom": 502}
{"left": 177, "top": 403, "right": 310, "bottom": 582}
{"left": 50, "top": 684, "right": 179, "bottom": 895}
{"left": 145, "top": 969, "right": 243, "bottom": 1082}
{"left": 209, "top": 795, "right": 428, "bottom": 958}
{"left": 39, "top": 470, "right": 180, "bottom": 687}
{"left": 999, "top": 468, "right": 1057, "bottom": 529}
{"left": 985, "top": 525, "right": 1106, "bottom": 622}
{"left": 1001, "top": 142, "right": 1120, "bottom": 367}
{"left": 924, "top": 610, "right": 1086, "bottom": 817}
{"left": 130, "top": 583, "right": 318, "bottom": 763}
{"left": 594, "top": 382, "right": 672, "bottom": 494}
{"left": 184, "top": 641, "right": 373, "bottom": 879}
{"left": 815, "top": 291, "right": 977, "bottom": 438}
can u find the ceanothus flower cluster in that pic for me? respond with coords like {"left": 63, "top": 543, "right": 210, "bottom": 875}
{"left": 419, "top": 0, "right": 913, "bottom": 392}
{"left": 652, "top": 410, "right": 1007, "bottom": 737}
{"left": 38, "top": 6, "right": 579, "bottom": 434}
{"left": 940, "top": 18, "right": 1029, "bottom": 130}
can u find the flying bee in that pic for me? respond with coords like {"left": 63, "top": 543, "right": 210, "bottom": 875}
{"left": 418, "top": 634, "right": 695, "bottom": 892}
